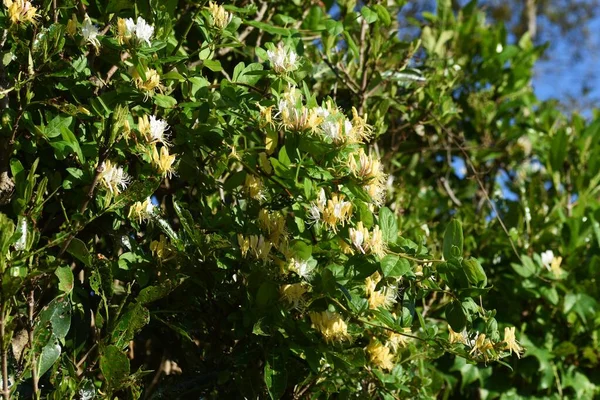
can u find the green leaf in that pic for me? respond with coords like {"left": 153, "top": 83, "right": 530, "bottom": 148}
{"left": 380, "top": 255, "right": 411, "bottom": 278}
{"left": 153, "top": 94, "right": 178, "bottom": 108}
{"left": 245, "top": 20, "right": 294, "bottom": 36}
{"left": 264, "top": 351, "right": 288, "bottom": 400}
{"left": 446, "top": 300, "right": 467, "bottom": 332}
{"left": 111, "top": 305, "right": 150, "bottom": 349}
{"left": 511, "top": 255, "right": 536, "bottom": 278}
{"left": 37, "top": 338, "right": 61, "bottom": 378}
{"left": 443, "top": 220, "right": 463, "bottom": 260}
{"left": 462, "top": 257, "right": 487, "bottom": 288}
{"left": 37, "top": 297, "right": 72, "bottom": 340}
{"left": 202, "top": 59, "right": 222, "bottom": 72}
{"left": 100, "top": 345, "right": 130, "bottom": 389}
{"left": 55, "top": 266, "right": 74, "bottom": 294}
{"left": 136, "top": 280, "right": 179, "bottom": 305}
{"left": 66, "top": 238, "right": 92, "bottom": 267}
{"left": 379, "top": 207, "right": 398, "bottom": 244}
{"left": 360, "top": 6, "right": 379, "bottom": 24}
{"left": 45, "top": 115, "right": 73, "bottom": 138}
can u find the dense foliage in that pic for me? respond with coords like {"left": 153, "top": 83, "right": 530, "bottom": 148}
{"left": 0, "top": 0, "right": 598, "bottom": 399}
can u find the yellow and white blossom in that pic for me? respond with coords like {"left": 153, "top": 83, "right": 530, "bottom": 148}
{"left": 150, "top": 235, "right": 172, "bottom": 260}
{"left": 503, "top": 327, "right": 523, "bottom": 358}
{"left": 349, "top": 222, "right": 386, "bottom": 258}
{"left": 321, "top": 193, "right": 352, "bottom": 232}
{"left": 124, "top": 16, "right": 154, "bottom": 46}
{"left": 267, "top": 43, "right": 299, "bottom": 74}
{"left": 128, "top": 198, "right": 156, "bottom": 223}
{"left": 364, "top": 271, "right": 396, "bottom": 310}
{"left": 309, "top": 311, "right": 348, "bottom": 343}
{"left": 139, "top": 115, "right": 170, "bottom": 146}
{"left": 207, "top": 1, "right": 232, "bottom": 30}
{"left": 99, "top": 160, "right": 131, "bottom": 195}
{"left": 132, "top": 68, "right": 163, "bottom": 99}
{"left": 151, "top": 145, "right": 177, "bottom": 178}
{"left": 4, "top": 0, "right": 38, "bottom": 25}
{"left": 81, "top": 15, "right": 101, "bottom": 51}
{"left": 244, "top": 174, "right": 266, "bottom": 201}
{"left": 469, "top": 333, "right": 495, "bottom": 361}
{"left": 366, "top": 340, "right": 395, "bottom": 371}
{"left": 280, "top": 283, "right": 308, "bottom": 310}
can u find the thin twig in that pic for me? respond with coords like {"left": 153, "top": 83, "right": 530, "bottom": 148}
{"left": 171, "top": 6, "right": 203, "bottom": 57}
{"left": 0, "top": 298, "right": 8, "bottom": 400}
{"left": 218, "top": 1, "right": 268, "bottom": 56}
{"left": 29, "top": 289, "right": 39, "bottom": 398}
{"left": 430, "top": 112, "right": 521, "bottom": 261}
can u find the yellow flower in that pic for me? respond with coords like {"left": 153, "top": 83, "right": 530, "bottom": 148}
{"left": 448, "top": 325, "right": 468, "bottom": 344}
{"left": 280, "top": 283, "right": 308, "bottom": 310}
{"left": 366, "top": 341, "right": 394, "bottom": 371}
{"left": 99, "top": 160, "right": 131, "bottom": 195}
{"left": 128, "top": 198, "right": 155, "bottom": 223}
{"left": 365, "top": 271, "right": 381, "bottom": 297}
{"left": 503, "top": 327, "right": 523, "bottom": 358}
{"left": 151, "top": 145, "right": 176, "bottom": 177}
{"left": 257, "top": 209, "right": 287, "bottom": 248}
{"left": 244, "top": 174, "right": 265, "bottom": 201}
{"left": 4, "top": 0, "right": 38, "bottom": 25}
{"left": 66, "top": 14, "right": 78, "bottom": 36}
{"left": 150, "top": 235, "right": 172, "bottom": 260}
{"left": 132, "top": 68, "right": 163, "bottom": 99}
{"left": 349, "top": 222, "right": 386, "bottom": 258}
{"left": 369, "top": 225, "right": 386, "bottom": 258}
{"left": 207, "top": 1, "right": 232, "bottom": 29}
{"left": 349, "top": 106, "right": 372, "bottom": 143}
{"left": 321, "top": 194, "right": 352, "bottom": 232}
{"left": 249, "top": 235, "right": 272, "bottom": 262}
{"left": 386, "top": 329, "right": 411, "bottom": 352}
{"left": 258, "top": 152, "right": 272, "bottom": 174}
{"left": 116, "top": 17, "right": 129, "bottom": 44}
{"left": 309, "top": 311, "right": 349, "bottom": 343}
{"left": 338, "top": 238, "right": 355, "bottom": 255}
{"left": 550, "top": 256, "right": 563, "bottom": 279}
{"left": 258, "top": 103, "right": 274, "bottom": 128}
{"left": 237, "top": 234, "right": 250, "bottom": 257}
{"left": 469, "top": 333, "right": 495, "bottom": 361}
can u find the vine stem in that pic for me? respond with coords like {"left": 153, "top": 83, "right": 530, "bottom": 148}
{"left": 171, "top": 6, "right": 202, "bottom": 57}
{"left": 0, "top": 300, "right": 8, "bottom": 400}
{"left": 29, "top": 289, "right": 39, "bottom": 399}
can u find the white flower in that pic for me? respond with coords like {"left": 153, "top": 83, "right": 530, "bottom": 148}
{"left": 267, "top": 43, "right": 299, "bottom": 74}
{"left": 307, "top": 204, "right": 321, "bottom": 223}
{"left": 541, "top": 250, "right": 554, "bottom": 269}
{"left": 125, "top": 16, "right": 154, "bottom": 46}
{"left": 99, "top": 160, "right": 131, "bottom": 195}
{"left": 149, "top": 116, "right": 170, "bottom": 145}
{"left": 289, "top": 258, "right": 315, "bottom": 280}
{"left": 349, "top": 227, "right": 364, "bottom": 253}
{"left": 81, "top": 16, "right": 100, "bottom": 50}
{"left": 320, "top": 120, "right": 341, "bottom": 142}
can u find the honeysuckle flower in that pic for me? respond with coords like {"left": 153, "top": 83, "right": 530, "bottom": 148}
{"left": 258, "top": 209, "right": 287, "bottom": 248}
{"left": 81, "top": 16, "right": 101, "bottom": 51}
{"left": 249, "top": 235, "right": 272, "bottom": 262}
{"left": 366, "top": 341, "right": 395, "bottom": 371}
{"left": 288, "top": 258, "right": 315, "bottom": 280}
{"left": 151, "top": 145, "right": 176, "bottom": 177}
{"left": 238, "top": 234, "right": 250, "bottom": 257}
{"left": 469, "top": 333, "right": 495, "bottom": 361}
{"left": 267, "top": 43, "right": 299, "bottom": 74}
{"left": 365, "top": 183, "right": 386, "bottom": 206}
{"left": 387, "top": 329, "right": 412, "bottom": 352}
{"left": 365, "top": 271, "right": 396, "bottom": 310}
{"left": 309, "top": 311, "right": 349, "bottom": 343}
{"left": 321, "top": 194, "right": 352, "bottom": 232}
{"left": 139, "top": 115, "right": 170, "bottom": 146}
{"left": 123, "top": 16, "right": 154, "bottom": 46}
{"left": 541, "top": 250, "right": 554, "bottom": 269}
{"left": 66, "top": 14, "right": 77, "bottom": 36}
{"left": 257, "top": 104, "right": 274, "bottom": 128}
{"left": 244, "top": 174, "right": 266, "bottom": 201}
{"left": 150, "top": 235, "right": 172, "bottom": 260}
{"left": 207, "top": 1, "right": 232, "bottom": 29}
{"left": 4, "top": 0, "right": 38, "bottom": 24}
{"left": 99, "top": 160, "right": 130, "bottom": 195}
{"left": 349, "top": 107, "right": 372, "bottom": 143}
{"left": 128, "top": 198, "right": 156, "bottom": 223}
{"left": 276, "top": 88, "right": 322, "bottom": 131}
{"left": 448, "top": 325, "right": 468, "bottom": 345}
{"left": 132, "top": 68, "right": 163, "bottom": 99}
{"left": 349, "top": 221, "right": 368, "bottom": 253}
{"left": 280, "top": 283, "right": 308, "bottom": 310}
{"left": 258, "top": 152, "right": 272, "bottom": 174}
{"left": 503, "top": 327, "right": 523, "bottom": 358}
{"left": 369, "top": 225, "right": 386, "bottom": 258}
